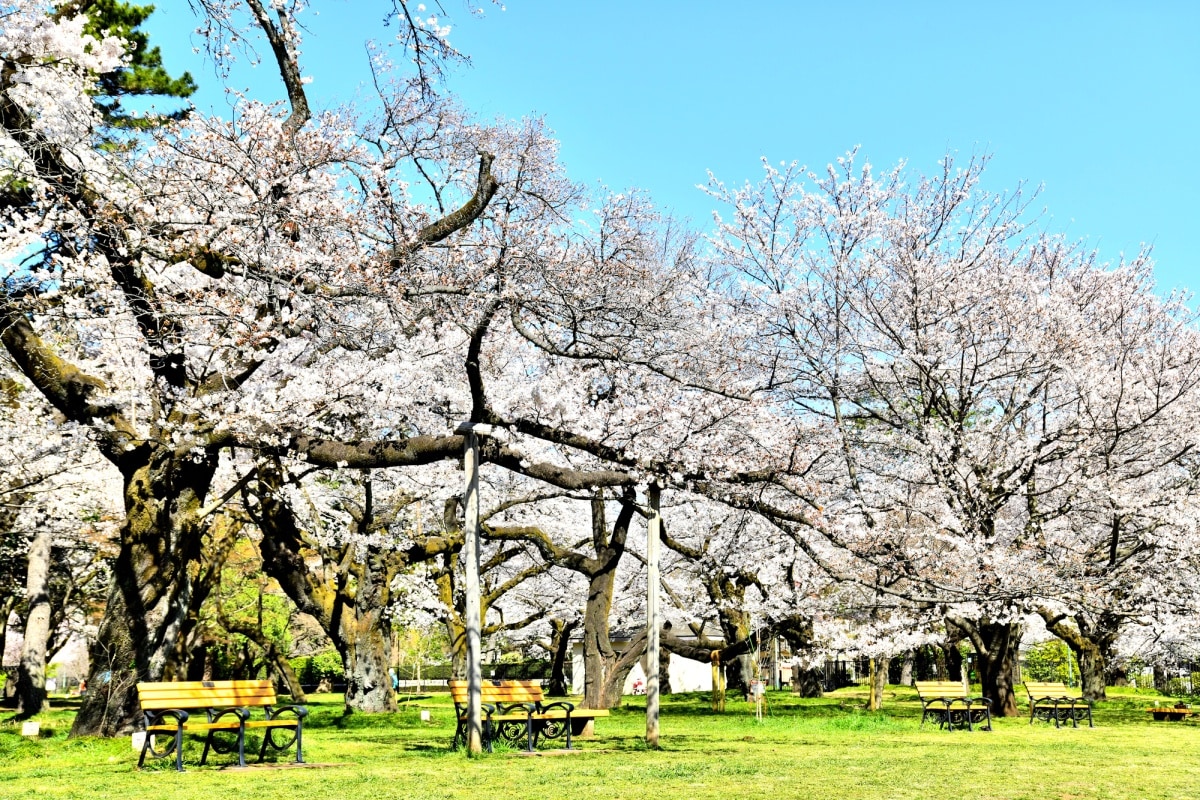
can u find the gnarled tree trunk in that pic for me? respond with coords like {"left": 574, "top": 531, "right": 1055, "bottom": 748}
{"left": 543, "top": 618, "right": 577, "bottom": 697}
{"left": 252, "top": 464, "right": 405, "bottom": 713}
{"left": 948, "top": 616, "right": 1021, "bottom": 717}
{"left": 14, "top": 525, "right": 52, "bottom": 718}
{"left": 1039, "top": 608, "right": 1120, "bottom": 701}
{"left": 582, "top": 566, "right": 619, "bottom": 708}
{"left": 71, "top": 447, "right": 218, "bottom": 737}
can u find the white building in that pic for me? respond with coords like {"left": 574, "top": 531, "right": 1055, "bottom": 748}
{"left": 569, "top": 629, "right": 720, "bottom": 695}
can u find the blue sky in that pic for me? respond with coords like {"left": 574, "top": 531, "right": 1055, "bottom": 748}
{"left": 146, "top": 1, "right": 1199, "bottom": 294}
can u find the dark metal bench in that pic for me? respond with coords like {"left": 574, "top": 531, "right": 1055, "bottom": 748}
{"left": 136, "top": 680, "right": 308, "bottom": 771}
{"left": 915, "top": 680, "right": 993, "bottom": 731}
{"left": 449, "top": 679, "right": 608, "bottom": 752}
{"left": 1024, "top": 681, "right": 1093, "bottom": 728}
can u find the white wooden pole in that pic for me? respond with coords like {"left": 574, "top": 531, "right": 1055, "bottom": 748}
{"left": 773, "top": 636, "right": 782, "bottom": 691}
{"left": 645, "top": 482, "right": 662, "bottom": 748}
{"left": 463, "top": 428, "right": 484, "bottom": 755}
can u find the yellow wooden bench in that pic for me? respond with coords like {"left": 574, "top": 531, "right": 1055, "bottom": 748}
{"left": 1023, "top": 681, "right": 1093, "bottom": 728}
{"left": 1146, "top": 705, "right": 1193, "bottom": 721}
{"left": 136, "top": 680, "right": 308, "bottom": 771}
{"left": 449, "top": 679, "right": 609, "bottom": 751}
{"left": 914, "top": 680, "right": 992, "bottom": 731}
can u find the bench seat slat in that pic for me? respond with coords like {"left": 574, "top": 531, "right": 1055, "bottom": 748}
{"left": 139, "top": 693, "right": 276, "bottom": 707}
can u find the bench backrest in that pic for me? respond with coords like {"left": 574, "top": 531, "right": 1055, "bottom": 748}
{"left": 137, "top": 680, "right": 277, "bottom": 710}
{"left": 448, "top": 679, "right": 544, "bottom": 706}
{"left": 1024, "top": 681, "right": 1080, "bottom": 699}
{"left": 914, "top": 680, "right": 970, "bottom": 699}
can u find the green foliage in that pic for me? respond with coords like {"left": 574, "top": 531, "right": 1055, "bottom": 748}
{"left": 197, "top": 539, "right": 295, "bottom": 680}
{"left": 55, "top": 0, "right": 196, "bottom": 129}
{"left": 291, "top": 650, "right": 345, "bottom": 684}
{"left": 487, "top": 660, "right": 550, "bottom": 680}
{"left": 393, "top": 625, "right": 450, "bottom": 668}
{"left": 1164, "top": 673, "right": 1200, "bottom": 699}
{"left": 1023, "top": 639, "right": 1081, "bottom": 684}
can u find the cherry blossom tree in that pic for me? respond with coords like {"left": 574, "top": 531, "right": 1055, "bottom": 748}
{"left": 708, "top": 151, "right": 1200, "bottom": 713}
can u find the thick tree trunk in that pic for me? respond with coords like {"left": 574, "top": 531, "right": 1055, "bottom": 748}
{"left": 793, "top": 667, "right": 823, "bottom": 697}
{"left": 0, "top": 594, "right": 14, "bottom": 676}
{"left": 253, "top": 464, "right": 401, "bottom": 713}
{"left": 726, "top": 653, "right": 754, "bottom": 701}
{"left": 582, "top": 568, "right": 617, "bottom": 709}
{"left": 867, "top": 655, "right": 887, "bottom": 710}
{"left": 939, "top": 640, "right": 964, "bottom": 681}
{"left": 1076, "top": 644, "right": 1106, "bottom": 700}
{"left": 14, "top": 525, "right": 52, "bottom": 717}
{"left": 899, "top": 650, "right": 914, "bottom": 686}
{"left": 953, "top": 619, "right": 1021, "bottom": 717}
{"left": 546, "top": 619, "right": 577, "bottom": 697}
{"left": 600, "top": 631, "right": 647, "bottom": 708}
{"left": 338, "top": 599, "right": 396, "bottom": 713}
{"left": 657, "top": 646, "right": 672, "bottom": 695}
{"left": 70, "top": 449, "right": 217, "bottom": 737}
{"left": 715, "top": 593, "right": 753, "bottom": 699}
{"left": 1039, "top": 609, "right": 1118, "bottom": 701}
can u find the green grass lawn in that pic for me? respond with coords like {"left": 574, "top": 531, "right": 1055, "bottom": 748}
{"left": 2, "top": 685, "right": 1197, "bottom": 800}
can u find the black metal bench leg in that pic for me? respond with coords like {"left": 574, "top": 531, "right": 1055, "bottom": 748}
{"left": 174, "top": 729, "right": 184, "bottom": 772}
{"left": 565, "top": 716, "right": 573, "bottom": 750}
{"left": 295, "top": 724, "right": 304, "bottom": 763}
{"left": 201, "top": 731, "right": 212, "bottom": 766}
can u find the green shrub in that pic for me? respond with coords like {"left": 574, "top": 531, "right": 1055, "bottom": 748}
{"left": 1022, "top": 639, "right": 1080, "bottom": 684}
{"left": 291, "top": 650, "right": 345, "bottom": 683}
{"left": 1163, "top": 672, "right": 1200, "bottom": 698}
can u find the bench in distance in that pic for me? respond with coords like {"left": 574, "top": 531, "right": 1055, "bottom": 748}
{"left": 449, "top": 679, "right": 608, "bottom": 752}
{"left": 1023, "top": 681, "right": 1093, "bottom": 728}
{"left": 914, "top": 680, "right": 993, "bottom": 731}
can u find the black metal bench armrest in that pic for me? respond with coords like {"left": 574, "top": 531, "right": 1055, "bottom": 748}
{"left": 265, "top": 704, "right": 309, "bottom": 721}
{"left": 495, "top": 702, "right": 537, "bottom": 716}
{"left": 145, "top": 708, "right": 190, "bottom": 727}
{"left": 967, "top": 697, "right": 992, "bottom": 708}
{"left": 205, "top": 706, "right": 250, "bottom": 724}
{"left": 539, "top": 701, "right": 575, "bottom": 714}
